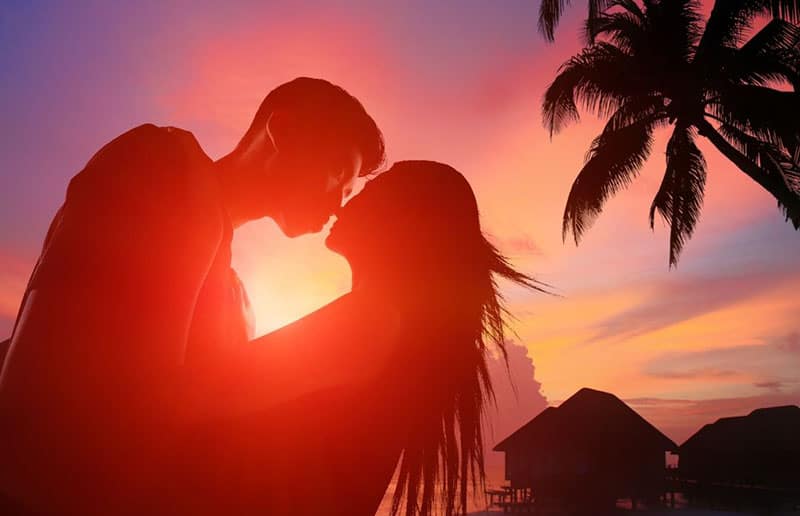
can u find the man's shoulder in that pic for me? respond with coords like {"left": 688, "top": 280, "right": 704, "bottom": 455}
{"left": 88, "top": 124, "right": 210, "bottom": 168}
{"left": 68, "top": 124, "right": 217, "bottom": 201}
{"left": 125, "top": 123, "right": 202, "bottom": 148}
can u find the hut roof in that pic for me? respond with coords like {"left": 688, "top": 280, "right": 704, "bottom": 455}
{"left": 680, "top": 405, "right": 800, "bottom": 453}
{"left": 493, "top": 387, "right": 676, "bottom": 453}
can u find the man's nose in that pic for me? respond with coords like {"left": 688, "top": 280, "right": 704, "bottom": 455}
{"left": 334, "top": 193, "right": 355, "bottom": 215}
{"left": 343, "top": 184, "right": 354, "bottom": 199}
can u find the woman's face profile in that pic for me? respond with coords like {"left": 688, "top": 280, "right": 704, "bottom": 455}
{"left": 325, "top": 162, "right": 479, "bottom": 276}
{"left": 325, "top": 177, "right": 393, "bottom": 259}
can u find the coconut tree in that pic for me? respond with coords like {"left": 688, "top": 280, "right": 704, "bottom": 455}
{"left": 544, "top": 0, "right": 800, "bottom": 266}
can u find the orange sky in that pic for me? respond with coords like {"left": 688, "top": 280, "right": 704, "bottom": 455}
{"left": 1, "top": 1, "right": 798, "bottom": 448}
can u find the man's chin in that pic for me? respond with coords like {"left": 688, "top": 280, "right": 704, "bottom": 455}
{"left": 276, "top": 220, "right": 305, "bottom": 238}
{"left": 280, "top": 219, "right": 328, "bottom": 238}
{"left": 324, "top": 232, "right": 337, "bottom": 251}
{"left": 283, "top": 228, "right": 304, "bottom": 238}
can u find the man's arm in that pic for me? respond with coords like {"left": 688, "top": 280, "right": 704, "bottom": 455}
{"left": 179, "top": 293, "right": 402, "bottom": 422}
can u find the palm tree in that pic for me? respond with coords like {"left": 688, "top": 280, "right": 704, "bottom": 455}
{"left": 544, "top": 0, "right": 800, "bottom": 266}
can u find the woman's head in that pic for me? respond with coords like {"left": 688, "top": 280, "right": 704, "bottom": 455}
{"left": 327, "top": 161, "right": 546, "bottom": 515}
{"left": 328, "top": 161, "right": 490, "bottom": 290}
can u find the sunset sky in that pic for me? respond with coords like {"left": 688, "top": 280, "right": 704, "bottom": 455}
{"left": 1, "top": 0, "right": 798, "bottom": 447}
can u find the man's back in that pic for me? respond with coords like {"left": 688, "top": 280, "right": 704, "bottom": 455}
{"left": 0, "top": 124, "right": 252, "bottom": 514}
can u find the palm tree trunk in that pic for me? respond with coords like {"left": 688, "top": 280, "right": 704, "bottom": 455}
{"left": 696, "top": 119, "right": 800, "bottom": 228}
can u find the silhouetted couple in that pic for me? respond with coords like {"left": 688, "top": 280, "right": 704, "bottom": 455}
{"left": 0, "top": 78, "right": 540, "bottom": 516}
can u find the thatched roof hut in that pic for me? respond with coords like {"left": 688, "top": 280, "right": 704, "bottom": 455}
{"left": 494, "top": 388, "right": 676, "bottom": 512}
{"left": 680, "top": 405, "right": 800, "bottom": 488}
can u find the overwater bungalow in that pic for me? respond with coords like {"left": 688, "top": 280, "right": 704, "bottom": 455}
{"left": 679, "top": 405, "right": 800, "bottom": 511}
{"left": 492, "top": 387, "right": 676, "bottom": 514}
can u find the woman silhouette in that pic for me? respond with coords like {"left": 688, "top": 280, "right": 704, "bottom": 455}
{"left": 171, "top": 160, "right": 544, "bottom": 516}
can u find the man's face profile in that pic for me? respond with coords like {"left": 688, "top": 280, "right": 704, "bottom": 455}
{"left": 272, "top": 144, "right": 362, "bottom": 237}
{"left": 234, "top": 109, "right": 364, "bottom": 237}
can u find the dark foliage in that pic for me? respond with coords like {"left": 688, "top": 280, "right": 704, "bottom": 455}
{"left": 543, "top": 0, "right": 800, "bottom": 266}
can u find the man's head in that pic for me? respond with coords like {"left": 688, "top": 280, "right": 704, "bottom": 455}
{"left": 222, "top": 77, "right": 385, "bottom": 236}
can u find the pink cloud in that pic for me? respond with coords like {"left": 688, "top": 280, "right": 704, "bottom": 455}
{"left": 484, "top": 340, "right": 548, "bottom": 481}
{"left": 497, "top": 234, "right": 544, "bottom": 258}
{"left": 779, "top": 332, "right": 800, "bottom": 355}
{"left": 586, "top": 267, "right": 792, "bottom": 343}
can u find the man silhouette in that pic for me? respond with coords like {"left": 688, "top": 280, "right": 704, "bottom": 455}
{"left": 0, "top": 77, "right": 385, "bottom": 515}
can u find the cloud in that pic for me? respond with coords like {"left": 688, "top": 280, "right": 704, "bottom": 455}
{"left": 500, "top": 234, "right": 544, "bottom": 257}
{"left": 647, "top": 368, "right": 739, "bottom": 380}
{"left": 576, "top": 212, "right": 800, "bottom": 345}
{"left": 586, "top": 270, "right": 783, "bottom": 344}
{"left": 778, "top": 331, "right": 800, "bottom": 354}
{"left": 643, "top": 339, "right": 800, "bottom": 389}
{"left": 754, "top": 381, "right": 783, "bottom": 392}
{"left": 483, "top": 340, "right": 548, "bottom": 481}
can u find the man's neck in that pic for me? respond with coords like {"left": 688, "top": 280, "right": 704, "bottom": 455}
{"left": 213, "top": 153, "right": 279, "bottom": 230}
{"left": 212, "top": 156, "right": 246, "bottom": 229}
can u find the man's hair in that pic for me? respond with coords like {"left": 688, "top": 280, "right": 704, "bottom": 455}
{"left": 244, "top": 77, "right": 385, "bottom": 176}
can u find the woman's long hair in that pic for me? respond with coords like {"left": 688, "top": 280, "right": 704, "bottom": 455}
{"left": 368, "top": 162, "right": 547, "bottom": 516}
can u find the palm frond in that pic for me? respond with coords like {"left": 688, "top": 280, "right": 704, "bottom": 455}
{"left": 726, "top": 51, "right": 800, "bottom": 88}
{"left": 654, "top": 0, "right": 704, "bottom": 61}
{"left": 696, "top": 0, "right": 767, "bottom": 62}
{"left": 539, "top": 0, "right": 569, "bottom": 42}
{"left": 543, "top": 43, "right": 637, "bottom": 136}
{"left": 708, "top": 85, "right": 800, "bottom": 152}
{"left": 718, "top": 122, "right": 800, "bottom": 196}
{"left": 583, "top": 9, "right": 645, "bottom": 48}
{"left": 697, "top": 0, "right": 800, "bottom": 64}
{"left": 539, "top": 0, "right": 611, "bottom": 42}
{"left": 742, "top": 17, "right": 800, "bottom": 53}
{"left": 768, "top": 0, "right": 800, "bottom": 22}
{"left": 563, "top": 118, "right": 656, "bottom": 243}
{"left": 605, "top": 94, "right": 668, "bottom": 131}
{"left": 727, "top": 18, "right": 800, "bottom": 87}
{"left": 698, "top": 119, "right": 800, "bottom": 228}
{"left": 719, "top": 120, "right": 790, "bottom": 166}
{"left": 649, "top": 125, "right": 707, "bottom": 267}
{"left": 610, "top": 0, "right": 644, "bottom": 19}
